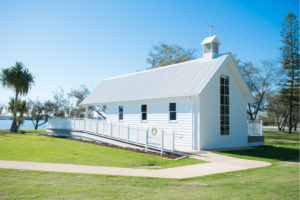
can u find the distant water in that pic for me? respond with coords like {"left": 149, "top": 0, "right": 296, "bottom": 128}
{"left": 0, "top": 120, "right": 47, "bottom": 130}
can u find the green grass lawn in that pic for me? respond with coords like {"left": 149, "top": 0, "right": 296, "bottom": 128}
{"left": 0, "top": 133, "right": 205, "bottom": 168}
{"left": 0, "top": 129, "right": 46, "bottom": 134}
{"left": 0, "top": 130, "right": 299, "bottom": 199}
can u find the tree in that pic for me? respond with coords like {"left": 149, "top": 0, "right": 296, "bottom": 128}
{"left": 279, "top": 12, "right": 299, "bottom": 133}
{"left": 268, "top": 93, "right": 290, "bottom": 131}
{"left": 6, "top": 97, "right": 30, "bottom": 129}
{"left": 0, "top": 62, "right": 35, "bottom": 132}
{"left": 0, "top": 103, "right": 4, "bottom": 115}
{"left": 146, "top": 43, "right": 197, "bottom": 69}
{"left": 52, "top": 87, "right": 71, "bottom": 118}
{"left": 28, "top": 98, "right": 55, "bottom": 130}
{"left": 68, "top": 85, "right": 106, "bottom": 119}
{"left": 235, "top": 57, "right": 279, "bottom": 121}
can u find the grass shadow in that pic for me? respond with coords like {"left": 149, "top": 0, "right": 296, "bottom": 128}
{"left": 218, "top": 147, "right": 299, "bottom": 162}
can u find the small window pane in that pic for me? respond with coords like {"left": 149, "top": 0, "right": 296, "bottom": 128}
{"left": 221, "top": 95, "right": 224, "bottom": 105}
{"left": 225, "top": 86, "right": 229, "bottom": 95}
{"left": 220, "top": 77, "right": 225, "bottom": 85}
{"left": 225, "top": 106, "right": 229, "bottom": 115}
{"left": 225, "top": 116, "right": 229, "bottom": 125}
{"left": 141, "top": 105, "right": 147, "bottom": 112}
{"left": 142, "top": 113, "right": 147, "bottom": 120}
{"left": 119, "top": 106, "right": 123, "bottom": 113}
{"left": 221, "top": 86, "right": 224, "bottom": 95}
{"left": 170, "top": 112, "right": 176, "bottom": 120}
{"left": 169, "top": 103, "right": 176, "bottom": 111}
{"left": 225, "top": 128, "right": 229, "bottom": 135}
{"left": 225, "top": 78, "right": 229, "bottom": 85}
{"left": 220, "top": 116, "right": 224, "bottom": 125}
{"left": 221, "top": 106, "right": 224, "bottom": 115}
{"left": 225, "top": 96, "right": 229, "bottom": 105}
{"left": 119, "top": 114, "right": 123, "bottom": 120}
{"left": 221, "top": 126, "right": 225, "bottom": 135}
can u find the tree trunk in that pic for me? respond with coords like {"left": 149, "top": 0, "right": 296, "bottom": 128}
{"left": 280, "top": 113, "right": 289, "bottom": 132}
{"left": 288, "top": 22, "right": 294, "bottom": 134}
{"left": 35, "top": 119, "right": 39, "bottom": 130}
{"left": 10, "top": 92, "right": 19, "bottom": 132}
{"left": 293, "top": 116, "right": 298, "bottom": 131}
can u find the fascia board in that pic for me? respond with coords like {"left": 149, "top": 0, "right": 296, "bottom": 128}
{"left": 227, "top": 54, "right": 255, "bottom": 103}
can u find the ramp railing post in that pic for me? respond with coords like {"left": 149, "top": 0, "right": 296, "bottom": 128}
{"left": 118, "top": 123, "right": 120, "bottom": 139}
{"left": 161, "top": 130, "right": 164, "bottom": 155}
{"left": 136, "top": 127, "right": 139, "bottom": 144}
{"left": 90, "top": 119, "right": 92, "bottom": 132}
{"left": 110, "top": 122, "right": 113, "bottom": 138}
{"left": 145, "top": 128, "right": 149, "bottom": 153}
{"left": 96, "top": 119, "right": 98, "bottom": 134}
{"left": 172, "top": 131, "right": 175, "bottom": 152}
{"left": 84, "top": 118, "right": 86, "bottom": 131}
{"left": 261, "top": 120, "right": 263, "bottom": 136}
{"left": 103, "top": 121, "right": 105, "bottom": 135}
{"left": 127, "top": 124, "right": 129, "bottom": 142}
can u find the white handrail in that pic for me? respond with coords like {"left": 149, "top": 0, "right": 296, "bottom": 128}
{"left": 47, "top": 118, "right": 175, "bottom": 152}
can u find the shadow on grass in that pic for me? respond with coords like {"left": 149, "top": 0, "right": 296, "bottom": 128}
{"left": 220, "top": 147, "right": 299, "bottom": 162}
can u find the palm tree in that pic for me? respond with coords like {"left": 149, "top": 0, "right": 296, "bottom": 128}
{"left": 0, "top": 62, "right": 35, "bottom": 132}
{"left": 7, "top": 97, "right": 30, "bottom": 129}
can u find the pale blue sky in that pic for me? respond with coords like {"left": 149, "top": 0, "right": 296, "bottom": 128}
{"left": 0, "top": 0, "right": 298, "bottom": 104}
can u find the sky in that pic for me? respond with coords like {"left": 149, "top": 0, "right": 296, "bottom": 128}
{"left": 0, "top": 0, "right": 299, "bottom": 105}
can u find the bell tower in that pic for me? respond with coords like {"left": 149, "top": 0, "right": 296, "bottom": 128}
{"left": 201, "top": 22, "right": 221, "bottom": 61}
{"left": 201, "top": 35, "right": 221, "bottom": 61}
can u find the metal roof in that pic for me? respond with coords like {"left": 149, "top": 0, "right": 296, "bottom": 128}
{"left": 80, "top": 53, "right": 233, "bottom": 105}
{"left": 201, "top": 35, "right": 221, "bottom": 45}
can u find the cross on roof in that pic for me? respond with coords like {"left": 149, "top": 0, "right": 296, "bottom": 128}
{"left": 207, "top": 21, "right": 215, "bottom": 37}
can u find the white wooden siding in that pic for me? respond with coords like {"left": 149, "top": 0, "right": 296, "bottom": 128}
{"left": 199, "top": 61, "right": 248, "bottom": 149}
{"left": 106, "top": 98, "right": 198, "bottom": 150}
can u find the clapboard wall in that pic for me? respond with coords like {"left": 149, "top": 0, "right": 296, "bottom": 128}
{"left": 199, "top": 60, "right": 248, "bottom": 149}
{"left": 105, "top": 97, "right": 199, "bottom": 151}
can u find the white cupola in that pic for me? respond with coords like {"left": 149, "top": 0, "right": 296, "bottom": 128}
{"left": 201, "top": 35, "right": 221, "bottom": 61}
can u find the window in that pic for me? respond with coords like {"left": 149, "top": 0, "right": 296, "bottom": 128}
{"left": 220, "top": 75, "right": 229, "bottom": 135}
{"left": 119, "top": 106, "right": 123, "bottom": 120}
{"left": 141, "top": 105, "right": 147, "bottom": 121}
{"left": 169, "top": 103, "right": 176, "bottom": 121}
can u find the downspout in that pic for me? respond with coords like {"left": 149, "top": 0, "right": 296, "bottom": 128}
{"left": 187, "top": 96, "right": 194, "bottom": 150}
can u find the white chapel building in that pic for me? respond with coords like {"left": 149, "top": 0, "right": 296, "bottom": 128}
{"left": 80, "top": 35, "right": 256, "bottom": 150}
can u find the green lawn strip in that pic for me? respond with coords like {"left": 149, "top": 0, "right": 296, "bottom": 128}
{"left": 0, "top": 134, "right": 206, "bottom": 168}
{"left": 0, "top": 129, "right": 46, "bottom": 134}
{"left": 0, "top": 160, "right": 298, "bottom": 199}
{"left": 0, "top": 131, "right": 299, "bottom": 199}
{"left": 213, "top": 130, "right": 300, "bottom": 164}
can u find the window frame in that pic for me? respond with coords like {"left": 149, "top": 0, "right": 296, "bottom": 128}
{"left": 119, "top": 106, "right": 123, "bottom": 121}
{"left": 169, "top": 103, "right": 177, "bottom": 122}
{"left": 141, "top": 104, "right": 147, "bottom": 122}
{"left": 220, "top": 75, "right": 230, "bottom": 136}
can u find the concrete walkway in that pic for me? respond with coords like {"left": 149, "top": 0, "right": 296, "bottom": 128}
{"left": 0, "top": 151, "right": 271, "bottom": 179}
